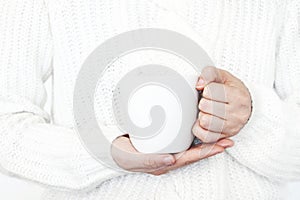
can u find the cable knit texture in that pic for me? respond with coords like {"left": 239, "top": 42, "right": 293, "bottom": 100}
{"left": 0, "top": 0, "right": 299, "bottom": 199}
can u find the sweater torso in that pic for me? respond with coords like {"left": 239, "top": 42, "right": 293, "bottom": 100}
{"left": 44, "top": 0, "right": 284, "bottom": 199}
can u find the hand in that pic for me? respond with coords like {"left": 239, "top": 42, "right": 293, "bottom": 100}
{"left": 193, "top": 66, "right": 252, "bottom": 143}
{"left": 111, "top": 135, "right": 234, "bottom": 175}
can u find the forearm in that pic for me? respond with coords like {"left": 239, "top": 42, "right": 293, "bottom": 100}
{"left": 227, "top": 83, "right": 300, "bottom": 182}
{"left": 0, "top": 111, "right": 128, "bottom": 191}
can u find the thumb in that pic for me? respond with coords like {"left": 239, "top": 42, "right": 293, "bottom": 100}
{"left": 142, "top": 154, "right": 176, "bottom": 170}
{"left": 196, "top": 66, "right": 226, "bottom": 90}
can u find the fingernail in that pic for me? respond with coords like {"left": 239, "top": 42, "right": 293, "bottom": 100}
{"left": 163, "top": 157, "right": 174, "bottom": 165}
{"left": 217, "top": 140, "right": 233, "bottom": 148}
{"left": 196, "top": 78, "right": 205, "bottom": 88}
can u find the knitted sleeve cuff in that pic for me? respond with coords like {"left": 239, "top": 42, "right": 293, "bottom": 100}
{"left": 226, "top": 81, "right": 300, "bottom": 181}
{"left": 0, "top": 109, "right": 130, "bottom": 191}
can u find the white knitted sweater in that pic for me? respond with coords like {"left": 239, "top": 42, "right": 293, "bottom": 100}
{"left": 0, "top": 0, "right": 300, "bottom": 199}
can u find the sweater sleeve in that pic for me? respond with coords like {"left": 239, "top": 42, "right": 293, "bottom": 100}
{"left": 227, "top": 0, "right": 300, "bottom": 182}
{"left": 0, "top": 0, "right": 128, "bottom": 191}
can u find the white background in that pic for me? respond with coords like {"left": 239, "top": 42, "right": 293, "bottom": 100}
{"left": 0, "top": 73, "right": 299, "bottom": 200}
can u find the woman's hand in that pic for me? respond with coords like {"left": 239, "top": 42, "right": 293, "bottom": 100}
{"left": 111, "top": 136, "right": 233, "bottom": 175}
{"left": 193, "top": 66, "right": 252, "bottom": 143}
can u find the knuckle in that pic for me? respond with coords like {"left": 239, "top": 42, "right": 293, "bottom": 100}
{"left": 230, "top": 126, "right": 239, "bottom": 135}
{"left": 240, "top": 112, "right": 250, "bottom": 123}
{"left": 144, "top": 158, "right": 158, "bottom": 169}
{"left": 239, "top": 100, "right": 251, "bottom": 114}
{"left": 184, "top": 160, "right": 193, "bottom": 166}
{"left": 240, "top": 96, "right": 249, "bottom": 106}
{"left": 234, "top": 110, "right": 248, "bottom": 125}
{"left": 203, "top": 66, "right": 216, "bottom": 75}
{"left": 235, "top": 89, "right": 249, "bottom": 104}
{"left": 227, "top": 122, "right": 241, "bottom": 136}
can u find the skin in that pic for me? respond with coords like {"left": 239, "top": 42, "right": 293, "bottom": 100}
{"left": 194, "top": 66, "right": 252, "bottom": 143}
{"left": 111, "top": 66, "right": 252, "bottom": 175}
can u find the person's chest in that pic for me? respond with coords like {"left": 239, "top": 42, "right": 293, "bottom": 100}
{"left": 46, "top": 0, "right": 283, "bottom": 125}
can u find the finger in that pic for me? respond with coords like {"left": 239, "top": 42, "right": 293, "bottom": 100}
{"left": 127, "top": 152, "right": 176, "bottom": 172}
{"left": 198, "top": 112, "right": 242, "bottom": 137}
{"left": 198, "top": 98, "right": 228, "bottom": 119}
{"left": 200, "top": 83, "right": 251, "bottom": 134}
{"left": 176, "top": 138, "right": 233, "bottom": 159}
{"left": 196, "top": 66, "right": 225, "bottom": 90}
{"left": 150, "top": 139, "right": 234, "bottom": 175}
{"left": 196, "top": 66, "right": 241, "bottom": 90}
{"left": 192, "top": 121, "right": 226, "bottom": 143}
{"left": 198, "top": 112, "right": 229, "bottom": 133}
{"left": 139, "top": 154, "right": 176, "bottom": 171}
{"left": 216, "top": 138, "right": 235, "bottom": 148}
{"left": 202, "top": 82, "right": 246, "bottom": 104}
{"left": 162, "top": 143, "right": 225, "bottom": 172}
{"left": 111, "top": 137, "right": 175, "bottom": 171}
{"left": 202, "top": 82, "right": 228, "bottom": 103}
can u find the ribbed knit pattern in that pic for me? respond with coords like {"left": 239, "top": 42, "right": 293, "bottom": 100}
{"left": 0, "top": 0, "right": 299, "bottom": 199}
